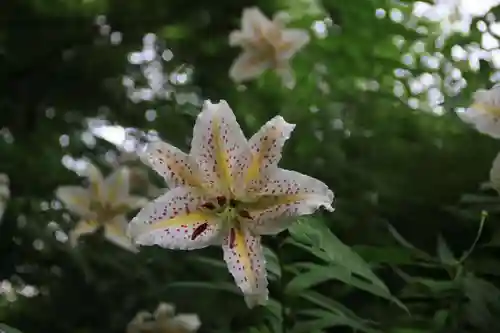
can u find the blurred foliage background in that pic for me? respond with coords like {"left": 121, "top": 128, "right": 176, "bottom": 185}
{"left": 3, "top": 0, "right": 500, "bottom": 332}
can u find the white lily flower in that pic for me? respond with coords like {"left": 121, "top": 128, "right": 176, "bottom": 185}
{"left": 56, "top": 163, "right": 148, "bottom": 252}
{"left": 489, "top": 151, "right": 500, "bottom": 193}
{"left": 126, "top": 302, "right": 201, "bottom": 333}
{"left": 0, "top": 174, "right": 10, "bottom": 222}
{"left": 458, "top": 85, "right": 500, "bottom": 139}
{"left": 129, "top": 100, "right": 334, "bottom": 307}
{"left": 228, "top": 7, "right": 310, "bottom": 89}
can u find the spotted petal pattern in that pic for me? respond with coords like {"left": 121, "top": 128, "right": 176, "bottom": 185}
{"left": 248, "top": 168, "right": 334, "bottom": 235}
{"left": 243, "top": 116, "right": 295, "bottom": 194}
{"left": 142, "top": 141, "right": 200, "bottom": 189}
{"left": 190, "top": 101, "right": 251, "bottom": 196}
{"left": 222, "top": 227, "right": 268, "bottom": 307}
{"left": 128, "top": 186, "right": 222, "bottom": 249}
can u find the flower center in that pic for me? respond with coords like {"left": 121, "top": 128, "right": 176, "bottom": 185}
{"left": 89, "top": 201, "right": 126, "bottom": 224}
{"left": 193, "top": 196, "right": 253, "bottom": 247}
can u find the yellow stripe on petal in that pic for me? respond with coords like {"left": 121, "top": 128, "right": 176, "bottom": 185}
{"left": 244, "top": 116, "right": 295, "bottom": 192}
{"left": 223, "top": 227, "right": 268, "bottom": 307}
{"left": 233, "top": 228, "right": 256, "bottom": 287}
{"left": 139, "top": 212, "right": 212, "bottom": 235}
{"left": 212, "top": 116, "right": 233, "bottom": 190}
{"left": 143, "top": 141, "right": 201, "bottom": 189}
{"left": 471, "top": 102, "right": 500, "bottom": 116}
{"left": 190, "top": 101, "right": 250, "bottom": 195}
{"left": 128, "top": 186, "right": 222, "bottom": 250}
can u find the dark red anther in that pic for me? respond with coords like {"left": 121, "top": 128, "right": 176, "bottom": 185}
{"left": 201, "top": 202, "right": 216, "bottom": 210}
{"left": 191, "top": 223, "right": 209, "bottom": 240}
{"left": 238, "top": 210, "right": 252, "bottom": 219}
{"left": 229, "top": 228, "right": 236, "bottom": 249}
{"left": 216, "top": 196, "right": 227, "bottom": 207}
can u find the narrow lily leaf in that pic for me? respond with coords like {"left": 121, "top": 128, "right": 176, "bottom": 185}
{"left": 0, "top": 324, "right": 23, "bottom": 333}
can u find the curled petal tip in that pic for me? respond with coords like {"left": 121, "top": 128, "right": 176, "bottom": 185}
{"left": 244, "top": 292, "right": 269, "bottom": 308}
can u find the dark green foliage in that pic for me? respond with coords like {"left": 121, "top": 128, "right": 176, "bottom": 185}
{"left": 2, "top": 0, "right": 500, "bottom": 333}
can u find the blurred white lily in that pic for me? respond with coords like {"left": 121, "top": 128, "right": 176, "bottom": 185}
{"left": 229, "top": 7, "right": 310, "bottom": 89}
{"left": 489, "top": 151, "right": 500, "bottom": 193}
{"left": 0, "top": 174, "right": 10, "bottom": 222}
{"left": 458, "top": 85, "right": 500, "bottom": 139}
{"left": 56, "top": 163, "right": 147, "bottom": 252}
{"left": 129, "top": 100, "right": 334, "bottom": 307}
{"left": 126, "top": 302, "right": 201, "bottom": 333}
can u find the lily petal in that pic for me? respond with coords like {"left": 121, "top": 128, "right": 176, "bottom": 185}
{"left": 241, "top": 7, "right": 272, "bottom": 38}
{"left": 222, "top": 227, "right": 268, "bottom": 307}
{"left": 69, "top": 220, "right": 98, "bottom": 246}
{"left": 81, "top": 162, "right": 105, "bottom": 201}
{"left": 104, "top": 216, "right": 138, "bottom": 252}
{"left": 104, "top": 167, "right": 130, "bottom": 203}
{"left": 128, "top": 186, "right": 222, "bottom": 249}
{"left": 244, "top": 116, "right": 296, "bottom": 193}
{"left": 142, "top": 141, "right": 201, "bottom": 189}
{"left": 275, "top": 64, "right": 296, "bottom": 89}
{"left": 122, "top": 195, "right": 149, "bottom": 210}
{"left": 458, "top": 107, "right": 500, "bottom": 139}
{"left": 56, "top": 186, "right": 92, "bottom": 218}
{"left": 170, "top": 314, "right": 202, "bottom": 332}
{"left": 248, "top": 169, "right": 334, "bottom": 235}
{"left": 229, "top": 30, "right": 250, "bottom": 47}
{"left": 190, "top": 100, "right": 251, "bottom": 195}
{"left": 277, "top": 29, "right": 310, "bottom": 60}
{"left": 229, "top": 51, "right": 272, "bottom": 83}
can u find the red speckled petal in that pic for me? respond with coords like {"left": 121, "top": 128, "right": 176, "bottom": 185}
{"left": 249, "top": 168, "right": 334, "bottom": 235}
{"left": 190, "top": 100, "right": 251, "bottom": 196}
{"left": 242, "top": 116, "right": 295, "bottom": 194}
{"left": 222, "top": 227, "right": 268, "bottom": 308}
{"left": 141, "top": 140, "right": 200, "bottom": 189}
{"left": 128, "top": 186, "right": 221, "bottom": 250}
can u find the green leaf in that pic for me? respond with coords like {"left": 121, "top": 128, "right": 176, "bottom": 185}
{"left": 300, "top": 290, "right": 359, "bottom": 317}
{"left": 286, "top": 264, "right": 407, "bottom": 311}
{"left": 288, "top": 219, "right": 387, "bottom": 291}
{"left": 387, "top": 224, "right": 433, "bottom": 260}
{"left": 291, "top": 310, "right": 381, "bottom": 333}
{"left": 436, "top": 234, "right": 456, "bottom": 265}
{"left": 263, "top": 246, "right": 281, "bottom": 279}
{"left": 459, "top": 211, "right": 487, "bottom": 263}
{"left": 0, "top": 324, "right": 23, "bottom": 333}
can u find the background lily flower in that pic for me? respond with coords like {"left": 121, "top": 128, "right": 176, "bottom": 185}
{"left": 0, "top": 173, "right": 9, "bottom": 222}
{"left": 458, "top": 85, "right": 500, "bottom": 138}
{"left": 56, "top": 162, "right": 147, "bottom": 252}
{"left": 129, "top": 100, "right": 334, "bottom": 307}
{"left": 126, "top": 302, "right": 201, "bottom": 333}
{"left": 228, "top": 7, "right": 310, "bottom": 89}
